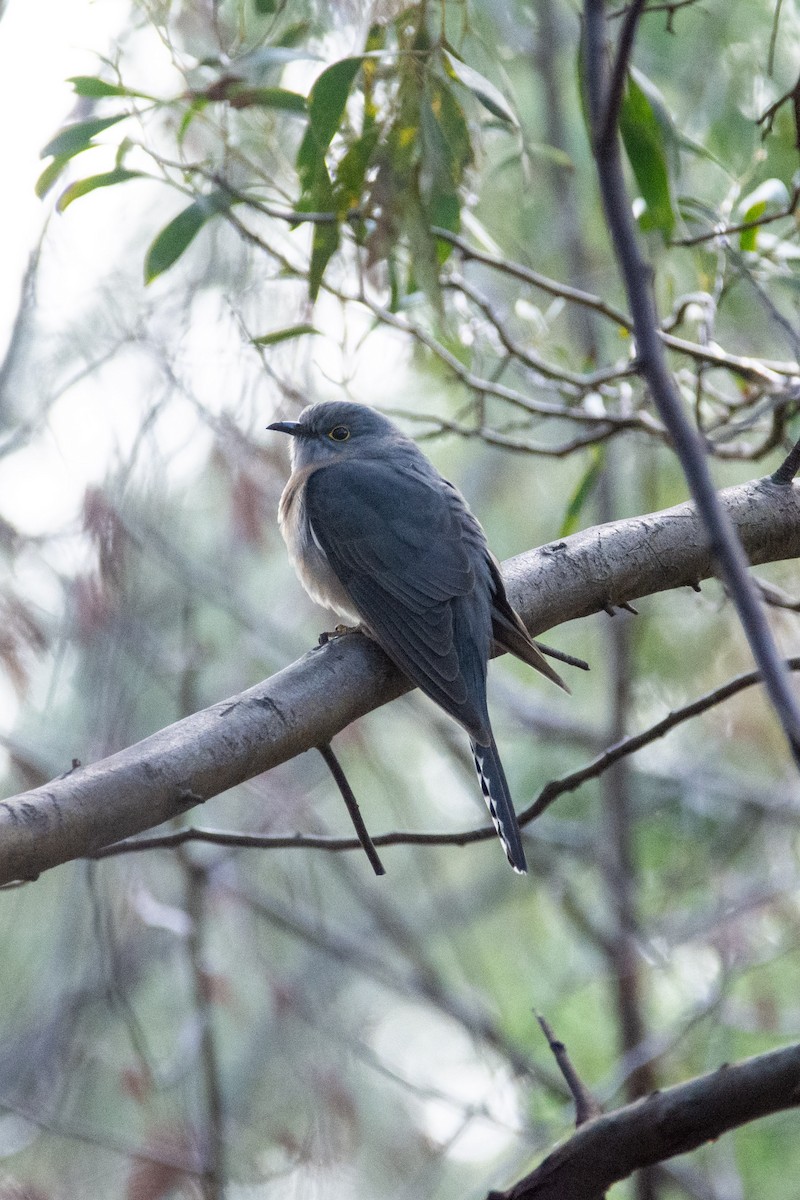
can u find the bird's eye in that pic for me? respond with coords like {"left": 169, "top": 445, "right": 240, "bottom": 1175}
{"left": 328, "top": 425, "right": 350, "bottom": 442}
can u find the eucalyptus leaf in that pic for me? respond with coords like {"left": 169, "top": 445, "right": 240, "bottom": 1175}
{"left": 35, "top": 154, "right": 72, "bottom": 199}
{"left": 252, "top": 324, "right": 319, "bottom": 346}
{"left": 68, "top": 75, "right": 154, "bottom": 101}
{"left": 56, "top": 168, "right": 144, "bottom": 213}
{"left": 41, "top": 114, "right": 130, "bottom": 161}
{"left": 619, "top": 71, "right": 675, "bottom": 238}
{"left": 144, "top": 191, "right": 230, "bottom": 284}
{"left": 442, "top": 49, "right": 517, "bottom": 126}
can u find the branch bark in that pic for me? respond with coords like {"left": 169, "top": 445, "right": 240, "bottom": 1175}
{"left": 489, "top": 1042, "right": 800, "bottom": 1200}
{"left": 1, "top": 476, "right": 799, "bottom": 886}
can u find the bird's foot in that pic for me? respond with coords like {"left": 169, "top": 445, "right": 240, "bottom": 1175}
{"left": 318, "top": 624, "right": 361, "bottom": 646}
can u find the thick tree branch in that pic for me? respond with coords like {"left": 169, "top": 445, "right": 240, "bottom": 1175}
{"left": 490, "top": 1042, "right": 800, "bottom": 1200}
{"left": 1, "top": 477, "right": 799, "bottom": 886}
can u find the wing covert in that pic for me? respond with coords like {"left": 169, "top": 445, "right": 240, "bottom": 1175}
{"left": 304, "top": 459, "right": 491, "bottom": 735}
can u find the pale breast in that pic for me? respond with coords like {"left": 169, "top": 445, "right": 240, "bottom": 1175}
{"left": 278, "top": 466, "right": 360, "bottom": 623}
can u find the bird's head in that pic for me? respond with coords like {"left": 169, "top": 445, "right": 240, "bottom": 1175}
{"left": 267, "top": 402, "right": 405, "bottom": 470}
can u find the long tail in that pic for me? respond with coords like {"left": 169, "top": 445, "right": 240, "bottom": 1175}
{"left": 470, "top": 736, "right": 527, "bottom": 874}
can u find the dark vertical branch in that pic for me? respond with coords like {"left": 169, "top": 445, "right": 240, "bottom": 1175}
{"left": 537, "top": 14, "right": 656, "bottom": 1192}
{"left": 177, "top": 602, "right": 225, "bottom": 1200}
{"left": 597, "top": 467, "right": 657, "bottom": 1200}
{"left": 182, "top": 856, "right": 226, "bottom": 1200}
{"left": 583, "top": 0, "right": 800, "bottom": 768}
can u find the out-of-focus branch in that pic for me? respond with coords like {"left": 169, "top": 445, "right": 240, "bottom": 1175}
{"left": 1, "top": 476, "right": 799, "bottom": 886}
{"left": 489, "top": 1042, "right": 800, "bottom": 1200}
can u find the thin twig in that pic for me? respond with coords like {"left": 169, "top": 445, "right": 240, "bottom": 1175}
{"left": 91, "top": 659, "right": 800, "bottom": 863}
{"left": 672, "top": 185, "right": 800, "bottom": 246}
{"left": 318, "top": 742, "right": 386, "bottom": 875}
{"left": 523, "top": 656, "right": 800, "bottom": 823}
{"left": 536, "top": 1015, "right": 603, "bottom": 1126}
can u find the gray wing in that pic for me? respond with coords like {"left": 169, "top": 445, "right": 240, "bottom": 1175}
{"left": 304, "top": 458, "right": 493, "bottom": 740}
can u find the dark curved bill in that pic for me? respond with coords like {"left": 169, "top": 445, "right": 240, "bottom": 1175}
{"left": 267, "top": 421, "right": 303, "bottom": 435}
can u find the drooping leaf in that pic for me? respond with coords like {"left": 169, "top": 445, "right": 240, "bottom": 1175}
{"left": 419, "top": 77, "right": 471, "bottom": 254}
{"left": 305, "top": 164, "right": 340, "bottom": 302}
{"left": 334, "top": 125, "right": 380, "bottom": 212}
{"left": 305, "top": 56, "right": 363, "bottom": 153}
{"left": 144, "top": 191, "right": 230, "bottom": 284}
{"left": 628, "top": 67, "right": 681, "bottom": 180}
{"left": 252, "top": 324, "right": 319, "bottom": 346}
{"left": 441, "top": 49, "right": 517, "bottom": 126}
{"left": 68, "top": 75, "right": 154, "bottom": 100}
{"left": 619, "top": 71, "right": 675, "bottom": 238}
{"left": 35, "top": 154, "right": 72, "bottom": 199}
{"left": 276, "top": 21, "right": 314, "bottom": 48}
{"left": 56, "top": 168, "right": 145, "bottom": 213}
{"left": 41, "top": 114, "right": 130, "bottom": 161}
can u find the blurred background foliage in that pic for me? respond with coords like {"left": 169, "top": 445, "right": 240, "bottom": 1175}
{"left": 1, "top": 0, "right": 800, "bottom": 1196}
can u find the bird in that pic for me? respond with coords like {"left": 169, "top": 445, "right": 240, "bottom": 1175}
{"left": 268, "top": 401, "right": 568, "bottom": 873}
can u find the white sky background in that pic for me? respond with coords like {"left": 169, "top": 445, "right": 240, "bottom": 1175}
{"left": 0, "top": 0, "right": 130, "bottom": 344}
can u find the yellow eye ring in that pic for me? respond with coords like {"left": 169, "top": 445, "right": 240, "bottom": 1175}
{"left": 328, "top": 425, "right": 350, "bottom": 442}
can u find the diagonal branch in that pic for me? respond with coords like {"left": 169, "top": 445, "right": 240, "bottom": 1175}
{"left": 491, "top": 1042, "right": 800, "bottom": 1200}
{"left": 0, "top": 476, "right": 799, "bottom": 886}
{"left": 584, "top": 0, "right": 800, "bottom": 767}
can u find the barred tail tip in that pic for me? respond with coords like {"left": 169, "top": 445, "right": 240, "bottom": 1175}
{"left": 471, "top": 740, "right": 528, "bottom": 875}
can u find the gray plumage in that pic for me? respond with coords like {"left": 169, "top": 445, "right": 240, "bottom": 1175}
{"left": 268, "top": 401, "right": 567, "bottom": 874}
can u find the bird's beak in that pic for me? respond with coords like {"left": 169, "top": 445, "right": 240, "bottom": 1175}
{"left": 267, "top": 420, "right": 303, "bottom": 436}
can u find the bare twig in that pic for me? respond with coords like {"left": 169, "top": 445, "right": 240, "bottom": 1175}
{"left": 536, "top": 1015, "right": 603, "bottom": 1126}
{"left": 672, "top": 185, "right": 800, "bottom": 246}
{"left": 523, "top": 656, "right": 800, "bottom": 823}
{"left": 92, "top": 658, "right": 800, "bottom": 865}
{"left": 317, "top": 742, "right": 386, "bottom": 876}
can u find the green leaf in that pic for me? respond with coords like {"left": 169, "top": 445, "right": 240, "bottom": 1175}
{"left": 334, "top": 125, "right": 379, "bottom": 211}
{"left": 68, "top": 75, "right": 154, "bottom": 100}
{"left": 56, "top": 168, "right": 144, "bottom": 213}
{"left": 144, "top": 191, "right": 231, "bottom": 284}
{"left": 253, "top": 0, "right": 278, "bottom": 11}
{"left": 252, "top": 323, "right": 319, "bottom": 346}
{"left": 306, "top": 57, "right": 363, "bottom": 149}
{"left": 441, "top": 49, "right": 517, "bottom": 126}
{"left": 738, "top": 179, "right": 790, "bottom": 251}
{"left": 225, "top": 85, "right": 306, "bottom": 113}
{"left": 619, "top": 72, "right": 675, "bottom": 238}
{"left": 296, "top": 57, "right": 363, "bottom": 207}
{"left": 559, "top": 447, "right": 604, "bottom": 538}
{"left": 739, "top": 201, "right": 767, "bottom": 252}
{"left": 419, "top": 78, "right": 471, "bottom": 253}
{"left": 41, "top": 114, "right": 129, "bottom": 161}
{"left": 35, "top": 154, "right": 72, "bottom": 199}
{"left": 276, "top": 21, "right": 314, "bottom": 48}
{"left": 303, "top": 163, "right": 339, "bottom": 301}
